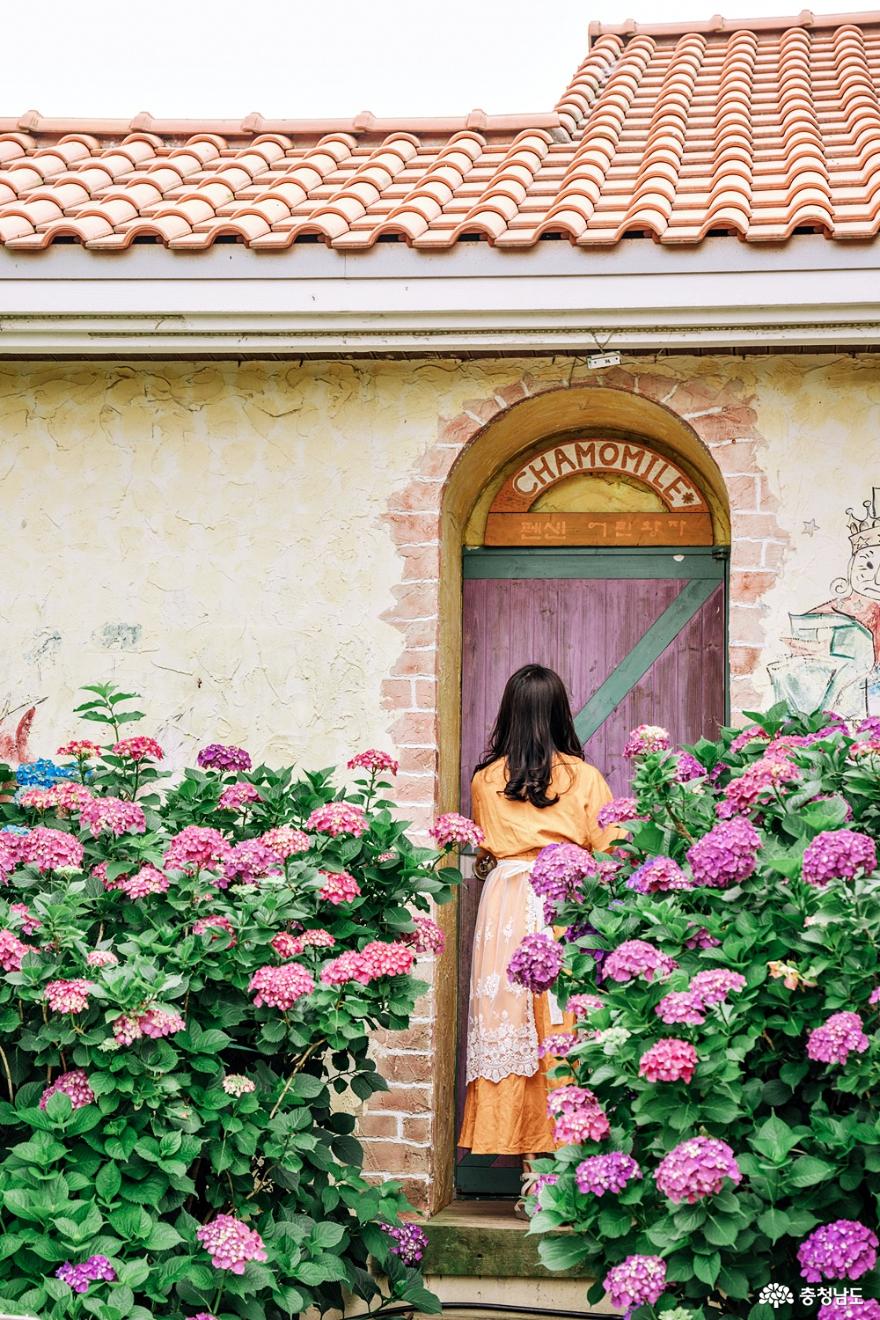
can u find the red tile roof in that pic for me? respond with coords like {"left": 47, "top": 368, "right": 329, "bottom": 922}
{"left": 3, "top": 10, "right": 880, "bottom": 251}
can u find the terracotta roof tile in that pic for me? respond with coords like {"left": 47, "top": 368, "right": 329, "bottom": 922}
{"left": 5, "top": 10, "right": 880, "bottom": 251}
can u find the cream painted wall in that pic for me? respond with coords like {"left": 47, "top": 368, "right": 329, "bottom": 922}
{"left": 0, "top": 353, "right": 875, "bottom": 764}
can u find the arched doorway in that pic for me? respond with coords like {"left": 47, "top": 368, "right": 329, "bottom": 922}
{"left": 442, "top": 388, "right": 730, "bottom": 1198}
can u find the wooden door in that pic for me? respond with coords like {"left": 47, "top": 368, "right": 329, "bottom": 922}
{"left": 456, "top": 547, "right": 727, "bottom": 1196}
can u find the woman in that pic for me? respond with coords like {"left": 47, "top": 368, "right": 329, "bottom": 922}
{"left": 458, "top": 664, "right": 617, "bottom": 1205}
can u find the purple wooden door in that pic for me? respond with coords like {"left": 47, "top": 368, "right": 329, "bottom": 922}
{"left": 455, "top": 549, "right": 726, "bottom": 1194}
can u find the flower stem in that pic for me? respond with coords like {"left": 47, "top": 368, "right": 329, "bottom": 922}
{"left": 268, "top": 1037, "right": 326, "bottom": 1120}
{"left": 0, "top": 1044, "right": 13, "bottom": 1102}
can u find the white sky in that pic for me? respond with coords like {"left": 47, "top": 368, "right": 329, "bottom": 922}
{"left": 4, "top": 0, "right": 873, "bottom": 119}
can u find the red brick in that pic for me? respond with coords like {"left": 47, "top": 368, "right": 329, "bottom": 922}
{"left": 397, "top": 745, "right": 437, "bottom": 773}
{"left": 402, "top": 1116, "right": 432, "bottom": 1143}
{"left": 667, "top": 379, "right": 727, "bottom": 415}
{"left": 690, "top": 405, "right": 758, "bottom": 444}
{"left": 385, "top": 511, "right": 441, "bottom": 545}
{"left": 414, "top": 678, "right": 438, "bottom": 710}
{"left": 729, "top": 645, "right": 762, "bottom": 677}
{"left": 729, "top": 539, "right": 764, "bottom": 568}
{"left": 713, "top": 439, "right": 761, "bottom": 474}
{"left": 729, "top": 606, "right": 767, "bottom": 645}
{"left": 440, "top": 413, "right": 482, "bottom": 446}
{"left": 731, "top": 512, "right": 786, "bottom": 540}
{"left": 357, "top": 1112, "right": 399, "bottom": 1139}
{"left": 724, "top": 474, "right": 759, "bottom": 511}
{"left": 401, "top": 544, "right": 441, "bottom": 582}
{"left": 462, "top": 397, "right": 503, "bottom": 425}
{"left": 762, "top": 541, "right": 789, "bottom": 570}
{"left": 380, "top": 1051, "right": 434, "bottom": 1084}
{"left": 386, "top": 1023, "right": 433, "bottom": 1051}
{"left": 366, "top": 1085, "right": 431, "bottom": 1115}
{"left": 390, "top": 712, "right": 438, "bottom": 745}
{"left": 418, "top": 446, "right": 459, "bottom": 480}
{"left": 634, "top": 373, "right": 679, "bottom": 403}
{"left": 757, "top": 474, "right": 779, "bottom": 511}
{"left": 362, "top": 1140, "right": 432, "bottom": 1174}
{"left": 393, "top": 771, "right": 435, "bottom": 803}
{"left": 595, "top": 366, "right": 638, "bottom": 392}
{"left": 494, "top": 381, "right": 528, "bottom": 409}
{"left": 404, "top": 806, "right": 434, "bottom": 832}
{"left": 730, "top": 570, "right": 777, "bottom": 604}
{"left": 388, "top": 480, "right": 444, "bottom": 514}
{"left": 381, "top": 678, "right": 414, "bottom": 711}
{"left": 385, "top": 582, "right": 439, "bottom": 621}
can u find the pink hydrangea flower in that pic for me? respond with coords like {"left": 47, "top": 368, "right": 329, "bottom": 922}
{"left": 218, "top": 782, "right": 262, "bottom": 811}
{"left": 197, "top": 744, "right": 252, "bottom": 772}
{"left": 626, "top": 856, "right": 692, "bottom": 893}
{"left": 538, "top": 1032, "right": 579, "bottom": 1059}
{"left": 45, "top": 979, "right": 93, "bottom": 1014}
{"left": 80, "top": 796, "right": 146, "bottom": 839}
{"left": 22, "top": 827, "right": 84, "bottom": 872}
{"left": 722, "top": 754, "right": 801, "bottom": 815}
{"left": 567, "top": 993, "right": 604, "bottom": 1018}
{"left": 306, "top": 801, "right": 368, "bottom": 837}
{"left": 9, "top": 903, "right": 40, "bottom": 936}
{"left": 18, "top": 787, "right": 60, "bottom": 810}
{"left": 530, "top": 843, "right": 597, "bottom": 910}
{"left": 576, "top": 1151, "right": 641, "bottom": 1196}
{"left": 139, "top": 1006, "right": 185, "bottom": 1038}
{"left": 112, "top": 1014, "right": 143, "bottom": 1045}
{"left": 222, "top": 1074, "right": 255, "bottom": 1097}
{"left": 655, "top": 990, "right": 706, "bottom": 1026}
{"left": 596, "top": 797, "right": 644, "bottom": 829}
{"left": 249, "top": 962, "right": 315, "bottom": 1010}
{"left": 655, "top": 1136, "right": 742, "bottom": 1203}
{"left": 86, "top": 950, "right": 118, "bottom": 968}
{"left": 798, "top": 1220, "right": 878, "bottom": 1282}
{"left": 603, "top": 1255, "right": 667, "bottom": 1309}
{"left": 547, "top": 1085, "right": 610, "bottom": 1144}
{"left": 639, "top": 1037, "right": 698, "bottom": 1083}
{"left": 819, "top": 1303, "right": 880, "bottom": 1320}
{"left": 51, "top": 782, "right": 95, "bottom": 813}
{"left": 603, "top": 939, "right": 677, "bottom": 984}
{"left": 118, "top": 866, "right": 169, "bottom": 899}
{"left": 347, "top": 749, "right": 399, "bottom": 775}
{"left": 57, "top": 739, "right": 102, "bottom": 759}
{"left": 196, "top": 1214, "right": 267, "bottom": 1274}
{"left": 40, "top": 1069, "right": 94, "bottom": 1110}
{"left": 318, "top": 870, "right": 361, "bottom": 905}
{"left": 728, "top": 725, "right": 767, "bottom": 754}
{"left": 685, "top": 923, "right": 720, "bottom": 950}
{"left": 271, "top": 928, "right": 335, "bottom": 958}
{"left": 320, "top": 949, "right": 371, "bottom": 986}
{"left": 360, "top": 940, "right": 416, "bottom": 978}
{"left": 222, "top": 837, "right": 281, "bottom": 886}
{"left": 807, "top": 1011, "right": 869, "bottom": 1065}
{"left": 261, "top": 826, "right": 311, "bottom": 860}
{"left": 623, "top": 725, "right": 671, "bottom": 758}
{"left": 870, "top": 986, "right": 880, "bottom": 1006}
{"left": 192, "top": 914, "right": 236, "bottom": 944}
{"left": 112, "top": 736, "right": 164, "bottom": 762}
{"left": 164, "top": 826, "right": 230, "bottom": 874}
{"left": 507, "top": 932, "right": 563, "bottom": 993}
{"left": 402, "top": 916, "right": 445, "bottom": 956}
{"left": 428, "top": 812, "right": 484, "bottom": 849}
{"left": 802, "top": 830, "right": 877, "bottom": 887}
{"left": 687, "top": 815, "right": 761, "bottom": 888}
{"left": 0, "top": 832, "right": 22, "bottom": 879}
{"left": 92, "top": 861, "right": 128, "bottom": 891}
{"left": 676, "top": 752, "right": 706, "bottom": 781}
{"left": 688, "top": 968, "right": 747, "bottom": 1006}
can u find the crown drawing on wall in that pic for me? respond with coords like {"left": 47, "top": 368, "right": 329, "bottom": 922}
{"left": 847, "top": 488, "right": 880, "bottom": 551}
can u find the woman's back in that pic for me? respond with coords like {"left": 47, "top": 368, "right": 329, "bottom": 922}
{"left": 471, "top": 753, "right": 616, "bottom": 859}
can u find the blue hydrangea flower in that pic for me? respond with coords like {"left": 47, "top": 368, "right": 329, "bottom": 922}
{"left": 15, "top": 759, "right": 78, "bottom": 788}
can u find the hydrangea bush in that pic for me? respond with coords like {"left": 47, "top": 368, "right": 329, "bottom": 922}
{"left": 0, "top": 684, "right": 462, "bottom": 1320}
{"left": 522, "top": 707, "right": 880, "bottom": 1317}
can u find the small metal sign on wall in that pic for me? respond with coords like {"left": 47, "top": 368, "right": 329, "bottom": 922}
{"left": 486, "top": 436, "right": 713, "bottom": 547}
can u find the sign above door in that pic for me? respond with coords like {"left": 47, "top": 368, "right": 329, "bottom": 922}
{"left": 486, "top": 437, "right": 713, "bottom": 547}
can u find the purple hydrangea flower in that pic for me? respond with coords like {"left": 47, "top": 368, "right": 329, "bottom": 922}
{"left": 575, "top": 1151, "right": 641, "bottom": 1196}
{"left": 676, "top": 752, "right": 707, "bottom": 781}
{"left": 530, "top": 843, "right": 597, "bottom": 913}
{"left": 603, "top": 939, "right": 677, "bottom": 983}
{"left": 687, "top": 815, "right": 761, "bottom": 888}
{"left": 688, "top": 968, "right": 747, "bottom": 1006}
{"left": 597, "top": 797, "right": 644, "bottom": 829}
{"left": 548, "top": 1085, "right": 610, "bottom": 1144}
{"left": 626, "top": 856, "right": 692, "bottom": 893}
{"left": 798, "top": 1220, "right": 878, "bottom": 1282}
{"left": 507, "top": 933, "right": 563, "bottom": 993}
{"left": 819, "top": 1302, "right": 880, "bottom": 1320}
{"left": 807, "top": 1011, "right": 869, "bottom": 1065}
{"left": 197, "top": 743, "right": 252, "bottom": 772}
{"left": 802, "top": 830, "right": 877, "bottom": 887}
{"left": 857, "top": 716, "right": 880, "bottom": 739}
{"left": 654, "top": 1136, "right": 742, "bottom": 1204}
{"left": 655, "top": 990, "right": 706, "bottom": 1026}
{"left": 603, "top": 1255, "right": 667, "bottom": 1309}
{"left": 56, "top": 1255, "right": 116, "bottom": 1294}
{"left": 383, "top": 1221, "right": 428, "bottom": 1267}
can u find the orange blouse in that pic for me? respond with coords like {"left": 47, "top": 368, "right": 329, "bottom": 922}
{"left": 470, "top": 754, "right": 618, "bottom": 859}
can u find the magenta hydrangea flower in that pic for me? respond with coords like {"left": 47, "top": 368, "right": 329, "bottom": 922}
{"left": 111, "top": 1013, "right": 143, "bottom": 1046}
{"left": 857, "top": 716, "right": 880, "bottom": 738}
{"left": 45, "top": 979, "right": 93, "bottom": 1014}
{"left": 139, "top": 1006, "right": 185, "bottom": 1039}
{"left": 347, "top": 749, "right": 400, "bottom": 775}
{"left": 402, "top": 915, "right": 445, "bottom": 956}
{"left": 318, "top": 870, "right": 361, "bottom": 905}
{"left": 597, "top": 797, "right": 644, "bottom": 829}
{"left": 870, "top": 986, "right": 880, "bottom": 1006}
{"left": 218, "top": 781, "right": 262, "bottom": 811}
{"left": 798, "top": 1220, "right": 878, "bottom": 1282}
{"left": 188, "top": 1314, "right": 219, "bottom": 1320}
{"left": 623, "top": 725, "right": 671, "bottom": 758}
{"left": 687, "top": 815, "right": 761, "bottom": 888}
{"left": 118, "top": 865, "right": 169, "bottom": 899}
{"left": 383, "top": 1221, "right": 428, "bottom": 1267}
{"left": 320, "top": 949, "right": 372, "bottom": 986}
{"left": 684, "top": 923, "right": 720, "bottom": 950}
{"left": 722, "top": 754, "right": 800, "bottom": 815}
{"left": 655, "top": 990, "right": 706, "bottom": 1026}
{"left": 603, "top": 939, "right": 677, "bottom": 984}
{"left": 306, "top": 801, "right": 368, "bottom": 837}
{"left": 222, "top": 837, "right": 281, "bottom": 887}
{"left": 52, "top": 782, "right": 96, "bottom": 813}
{"left": 802, "top": 829, "right": 877, "bottom": 887}
{"left": 80, "top": 796, "right": 147, "bottom": 839}
{"left": 603, "top": 1255, "right": 667, "bottom": 1309}
{"left": 688, "top": 968, "right": 747, "bottom": 1006}
{"left": 530, "top": 842, "right": 597, "bottom": 911}
{"left": 56, "top": 1255, "right": 116, "bottom": 1293}
{"left": 548, "top": 1085, "right": 610, "bottom": 1144}
{"left": 428, "top": 811, "right": 484, "bottom": 849}
{"left": 112, "top": 735, "right": 164, "bottom": 762}
{"left": 272, "top": 928, "right": 335, "bottom": 958}
{"left": 249, "top": 962, "right": 315, "bottom": 1010}
{"left": 807, "top": 1011, "right": 869, "bottom": 1065}
{"left": 0, "top": 927, "right": 31, "bottom": 972}
{"left": 576, "top": 1152, "right": 641, "bottom": 1196}
{"left": 728, "top": 725, "right": 767, "bottom": 754}
{"left": 261, "top": 825, "right": 311, "bottom": 860}
{"left": 57, "top": 739, "right": 102, "bottom": 759}
{"left": 40, "top": 1069, "right": 94, "bottom": 1111}
{"left": 360, "top": 940, "right": 416, "bottom": 978}
{"left": 819, "top": 1304, "right": 880, "bottom": 1320}
{"left": 538, "top": 1032, "right": 579, "bottom": 1059}
{"left": 9, "top": 902, "right": 40, "bottom": 935}
{"left": 627, "top": 856, "right": 692, "bottom": 893}
{"left": 568, "top": 992, "right": 604, "bottom": 1018}
{"left": 655, "top": 1136, "right": 742, "bottom": 1203}
{"left": 22, "top": 826, "right": 84, "bottom": 872}
{"left": 639, "top": 1038, "right": 697, "bottom": 1083}
{"left": 507, "top": 932, "right": 563, "bottom": 993}
{"left": 676, "top": 752, "right": 706, "bottom": 781}
{"left": 192, "top": 914, "right": 236, "bottom": 944}
{"left": 196, "top": 1215, "right": 267, "bottom": 1274}
{"left": 86, "top": 949, "right": 119, "bottom": 968}
{"left": 163, "top": 825, "right": 230, "bottom": 874}
{"left": 197, "top": 744, "right": 252, "bottom": 772}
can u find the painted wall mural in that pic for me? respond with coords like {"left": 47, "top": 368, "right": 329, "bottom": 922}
{"left": 769, "top": 488, "right": 880, "bottom": 717}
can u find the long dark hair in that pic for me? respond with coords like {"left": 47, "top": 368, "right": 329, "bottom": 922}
{"left": 475, "top": 664, "right": 584, "bottom": 808}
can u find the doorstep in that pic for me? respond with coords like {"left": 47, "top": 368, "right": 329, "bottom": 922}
{"left": 424, "top": 1199, "right": 594, "bottom": 1279}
